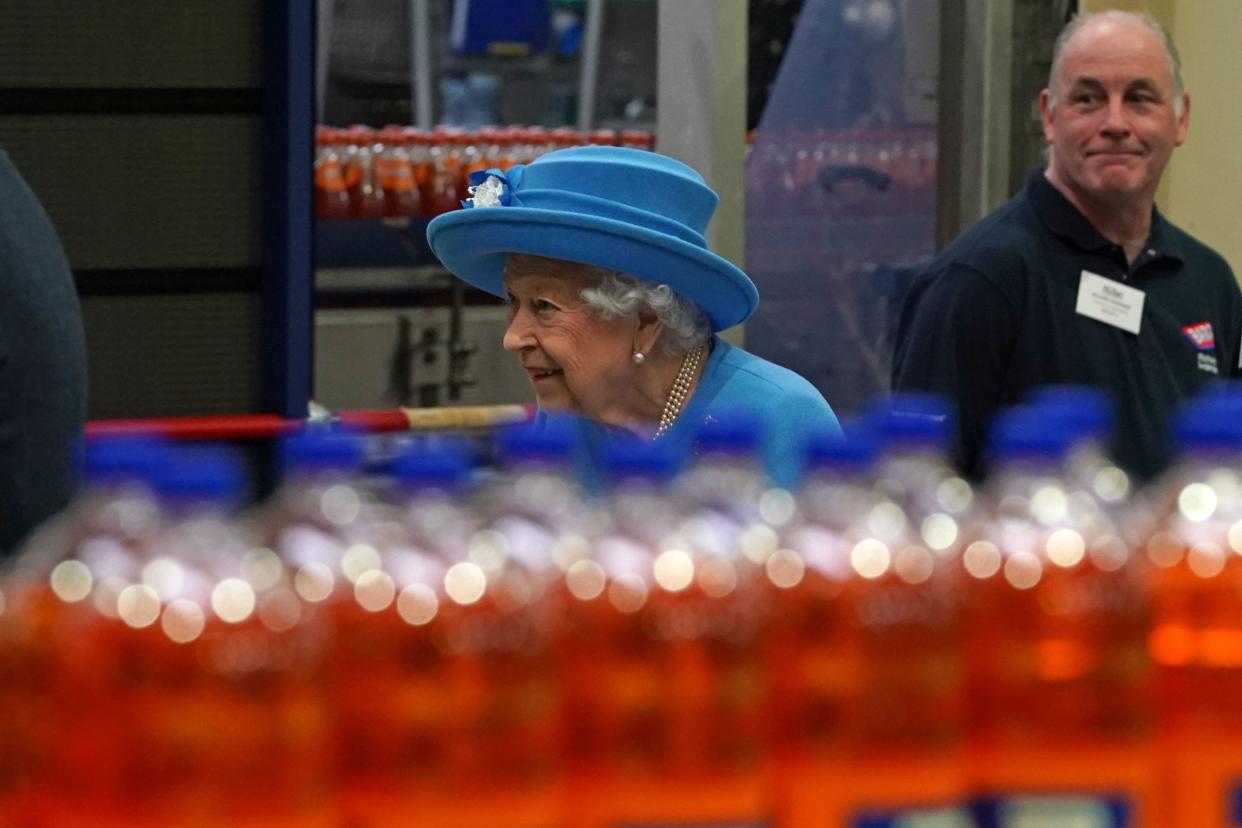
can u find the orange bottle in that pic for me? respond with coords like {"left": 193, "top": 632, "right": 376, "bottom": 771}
{"left": 526, "top": 126, "right": 554, "bottom": 162}
{"left": 314, "top": 125, "right": 352, "bottom": 219}
{"left": 0, "top": 438, "right": 158, "bottom": 825}
{"left": 403, "top": 127, "right": 437, "bottom": 217}
{"left": 136, "top": 449, "right": 331, "bottom": 827}
{"left": 342, "top": 125, "right": 386, "bottom": 218}
{"left": 496, "top": 125, "right": 522, "bottom": 168}
{"left": 772, "top": 427, "right": 969, "bottom": 826}
{"left": 550, "top": 126, "right": 584, "bottom": 151}
{"left": 1144, "top": 395, "right": 1242, "bottom": 827}
{"left": 563, "top": 442, "right": 773, "bottom": 828}
{"left": 267, "top": 431, "right": 440, "bottom": 828}
{"left": 389, "top": 425, "right": 582, "bottom": 828}
{"left": 587, "top": 128, "right": 617, "bottom": 147}
{"left": 961, "top": 407, "right": 1157, "bottom": 825}
{"left": 254, "top": 431, "right": 389, "bottom": 824}
{"left": 464, "top": 126, "right": 501, "bottom": 179}
{"left": 457, "top": 129, "right": 484, "bottom": 191}
{"left": 326, "top": 538, "right": 461, "bottom": 828}
{"left": 4, "top": 578, "right": 170, "bottom": 826}
{"left": 376, "top": 125, "right": 420, "bottom": 217}
{"left": 621, "top": 129, "right": 656, "bottom": 151}
{"left": 425, "top": 127, "right": 465, "bottom": 216}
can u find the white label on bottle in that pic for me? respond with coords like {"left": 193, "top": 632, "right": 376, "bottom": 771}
{"left": 895, "top": 807, "right": 976, "bottom": 828}
{"left": 999, "top": 795, "right": 1115, "bottom": 828}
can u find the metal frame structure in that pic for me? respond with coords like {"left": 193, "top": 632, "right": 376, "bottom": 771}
{"left": 936, "top": 0, "right": 1015, "bottom": 247}
{"left": 657, "top": 0, "right": 748, "bottom": 342}
{"left": 261, "top": 0, "right": 316, "bottom": 418}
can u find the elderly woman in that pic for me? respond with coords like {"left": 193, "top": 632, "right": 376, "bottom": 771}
{"left": 427, "top": 145, "right": 840, "bottom": 484}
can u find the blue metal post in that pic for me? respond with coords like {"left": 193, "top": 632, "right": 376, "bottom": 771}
{"left": 260, "top": 0, "right": 314, "bottom": 418}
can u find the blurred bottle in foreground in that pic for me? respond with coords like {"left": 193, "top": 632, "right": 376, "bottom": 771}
{"left": 1025, "top": 385, "right": 1137, "bottom": 539}
{"left": 775, "top": 426, "right": 970, "bottom": 825}
{"left": 328, "top": 438, "right": 503, "bottom": 828}
{"left": 564, "top": 439, "right": 772, "bottom": 827}
{"left": 671, "top": 416, "right": 774, "bottom": 786}
{"left": 963, "top": 407, "right": 1155, "bottom": 827}
{"left": 389, "top": 425, "right": 571, "bottom": 827}
{"left": 866, "top": 393, "right": 973, "bottom": 531}
{"left": 0, "top": 435, "right": 169, "bottom": 825}
{"left": 1143, "top": 391, "right": 1242, "bottom": 827}
{"left": 131, "top": 447, "right": 330, "bottom": 824}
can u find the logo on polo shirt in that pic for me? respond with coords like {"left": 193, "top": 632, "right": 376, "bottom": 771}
{"left": 1183, "top": 321, "right": 1216, "bottom": 351}
{"left": 1184, "top": 321, "right": 1219, "bottom": 374}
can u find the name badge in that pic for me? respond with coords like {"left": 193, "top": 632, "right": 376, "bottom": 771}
{"left": 1076, "top": 269, "right": 1145, "bottom": 334}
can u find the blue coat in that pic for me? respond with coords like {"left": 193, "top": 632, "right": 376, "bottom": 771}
{"left": 536, "top": 336, "right": 841, "bottom": 489}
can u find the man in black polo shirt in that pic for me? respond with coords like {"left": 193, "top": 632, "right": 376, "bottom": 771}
{"left": 892, "top": 10, "right": 1242, "bottom": 480}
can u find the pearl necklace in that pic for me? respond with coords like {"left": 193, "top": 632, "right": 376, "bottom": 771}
{"left": 654, "top": 344, "right": 704, "bottom": 438}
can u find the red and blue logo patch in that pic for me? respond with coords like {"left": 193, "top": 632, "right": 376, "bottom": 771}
{"left": 1183, "top": 321, "right": 1216, "bottom": 351}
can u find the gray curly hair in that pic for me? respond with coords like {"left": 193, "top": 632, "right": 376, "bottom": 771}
{"left": 579, "top": 268, "right": 712, "bottom": 356}
{"left": 503, "top": 253, "right": 713, "bottom": 355}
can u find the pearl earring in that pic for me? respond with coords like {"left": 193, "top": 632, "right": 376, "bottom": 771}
{"left": 632, "top": 351, "right": 646, "bottom": 365}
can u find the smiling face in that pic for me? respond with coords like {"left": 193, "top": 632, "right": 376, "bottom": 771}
{"left": 501, "top": 255, "right": 640, "bottom": 419}
{"left": 1040, "top": 17, "right": 1189, "bottom": 209}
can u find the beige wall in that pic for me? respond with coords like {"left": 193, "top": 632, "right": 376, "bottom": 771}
{"left": 1080, "top": 0, "right": 1173, "bottom": 17}
{"left": 1081, "top": 0, "right": 1242, "bottom": 277}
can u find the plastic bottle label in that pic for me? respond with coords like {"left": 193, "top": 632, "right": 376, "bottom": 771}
{"left": 852, "top": 805, "right": 974, "bottom": 828}
{"left": 973, "top": 795, "right": 1128, "bottom": 828}
{"left": 379, "top": 165, "right": 415, "bottom": 190}
{"left": 315, "top": 160, "right": 347, "bottom": 191}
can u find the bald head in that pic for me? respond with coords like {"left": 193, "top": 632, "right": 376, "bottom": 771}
{"left": 1048, "top": 11, "right": 1184, "bottom": 119}
{"left": 1038, "top": 8, "right": 1190, "bottom": 221}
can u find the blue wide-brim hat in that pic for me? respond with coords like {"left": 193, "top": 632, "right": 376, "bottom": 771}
{"left": 426, "top": 145, "right": 759, "bottom": 331}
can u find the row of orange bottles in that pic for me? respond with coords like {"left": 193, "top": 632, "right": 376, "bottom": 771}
{"left": 745, "top": 127, "right": 938, "bottom": 217}
{"left": 314, "top": 124, "right": 655, "bottom": 220}
{"left": 10, "top": 391, "right": 1242, "bottom": 827}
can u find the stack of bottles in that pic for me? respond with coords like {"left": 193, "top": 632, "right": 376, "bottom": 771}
{"left": 314, "top": 125, "right": 655, "bottom": 220}
{"left": 6, "top": 386, "right": 1242, "bottom": 826}
{"left": 745, "top": 127, "right": 938, "bottom": 217}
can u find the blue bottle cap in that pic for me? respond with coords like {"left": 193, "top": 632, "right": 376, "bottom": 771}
{"left": 988, "top": 406, "right": 1075, "bottom": 462}
{"left": 803, "top": 424, "right": 875, "bottom": 472}
{"left": 1025, "top": 385, "right": 1114, "bottom": 443}
{"left": 281, "top": 428, "right": 365, "bottom": 475}
{"left": 1175, "top": 397, "right": 1242, "bottom": 454}
{"left": 154, "top": 447, "right": 246, "bottom": 505}
{"left": 392, "top": 438, "right": 472, "bottom": 491}
{"left": 496, "top": 420, "right": 576, "bottom": 465}
{"left": 603, "top": 439, "right": 683, "bottom": 485}
{"left": 83, "top": 434, "right": 171, "bottom": 484}
{"left": 693, "top": 410, "right": 764, "bottom": 457}
{"left": 1194, "top": 381, "right": 1242, "bottom": 404}
{"left": 866, "top": 393, "right": 953, "bottom": 450}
